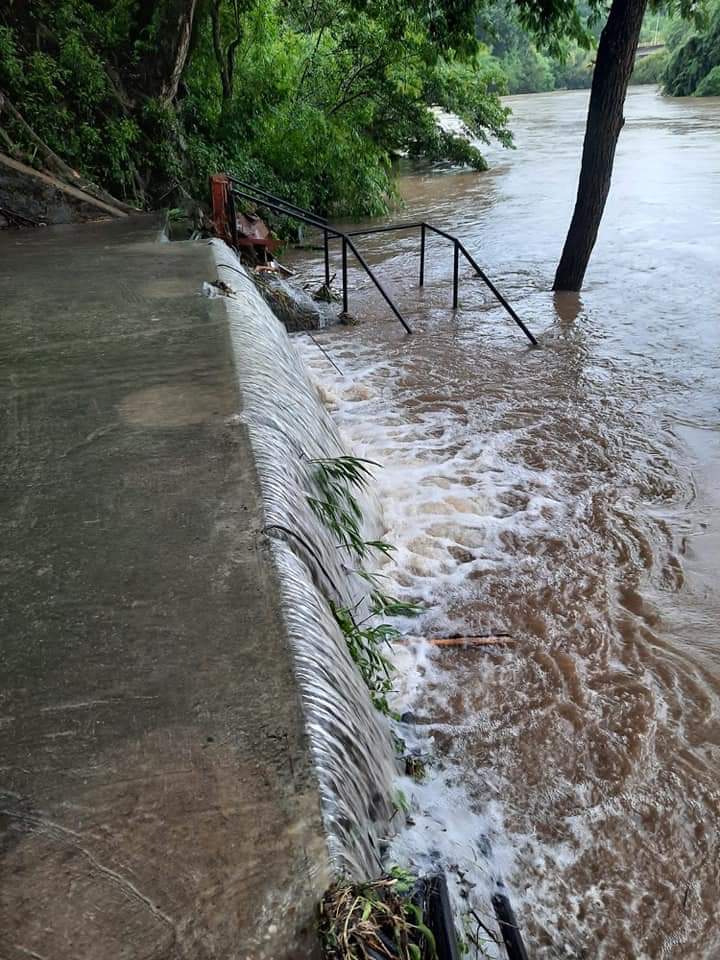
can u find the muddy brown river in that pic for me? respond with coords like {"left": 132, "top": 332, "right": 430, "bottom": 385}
{"left": 292, "top": 85, "right": 720, "bottom": 957}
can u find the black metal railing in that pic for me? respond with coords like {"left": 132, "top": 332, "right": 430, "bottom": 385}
{"left": 228, "top": 178, "right": 537, "bottom": 345}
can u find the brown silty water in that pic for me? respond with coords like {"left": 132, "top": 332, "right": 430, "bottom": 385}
{"left": 288, "top": 86, "right": 720, "bottom": 957}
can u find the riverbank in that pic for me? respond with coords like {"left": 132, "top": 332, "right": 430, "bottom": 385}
{"left": 0, "top": 220, "right": 329, "bottom": 959}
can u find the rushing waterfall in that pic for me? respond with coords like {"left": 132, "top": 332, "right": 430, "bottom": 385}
{"left": 212, "top": 243, "right": 398, "bottom": 878}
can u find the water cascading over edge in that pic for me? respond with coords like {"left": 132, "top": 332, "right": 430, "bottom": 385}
{"left": 212, "top": 243, "right": 398, "bottom": 878}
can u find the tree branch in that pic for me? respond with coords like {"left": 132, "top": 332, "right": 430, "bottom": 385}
{"left": 294, "top": 25, "right": 327, "bottom": 103}
{"left": 0, "top": 89, "right": 137, "bottom": 212}
{"left": 210, "top": 0, "right": 243, "bottom": 102}
{"left": 327, "top": 85, "right": 377, "bottom": 116}
{"left": 331, "top": 51, "right": 385, "bottom": 108}
{"left": 210, "top": 0, "right": 231, "bottom": 100}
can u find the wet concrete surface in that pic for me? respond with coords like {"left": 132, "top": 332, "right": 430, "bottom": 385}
{"left": 0, "top": 219, "right": 327, "bottom": 959}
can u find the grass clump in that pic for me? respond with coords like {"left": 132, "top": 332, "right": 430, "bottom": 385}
{"left": 319, "top": 870, "right": 437, "bottom": 960}
{"left": 403, "top": 755, "right": 430, "bottom": 782}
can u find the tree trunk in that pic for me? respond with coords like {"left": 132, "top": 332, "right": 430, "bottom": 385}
{"left": 552, "top": 0, "right": 648, "bottom": 292}
{"left": 210, "top": 0, "right": 243, "bottom": 103}
{"left": 139, "top": 0, "right": 199, "bottom": 104}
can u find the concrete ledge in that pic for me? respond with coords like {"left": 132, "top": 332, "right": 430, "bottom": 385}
{"left": 0, "top": 220, "right": 328, "bottom": 959}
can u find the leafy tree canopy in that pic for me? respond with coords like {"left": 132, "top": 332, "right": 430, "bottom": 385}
{"left": 0, "top": 0, "right": 711, "bottom": 217}
{"left": 663, "top": 0, "right": 720, "bottom": 94}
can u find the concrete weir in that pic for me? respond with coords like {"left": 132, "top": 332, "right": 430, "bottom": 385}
{"left": 0, "top": 219, "right": 340, "bottom": 959}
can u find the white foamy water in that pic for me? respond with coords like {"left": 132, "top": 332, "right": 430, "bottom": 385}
{"left": 296, "top": 321, "right": 718, "bottom": 957}
{"left": 214, "top": 245, "right": 400, "bottom": 878}
{"left": 431, "top": 106, "right": 488, "bottom": 153}
{"left": 287, "top": 86, "right": 720, "bottom": 956}
{"left": 297, "top": 337, "right": 560, "bottom": 955}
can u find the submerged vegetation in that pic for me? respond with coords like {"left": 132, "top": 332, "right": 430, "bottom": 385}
{"left": 307, "top": 455, "right": 419, "bottom": 715}
{"left": 320, "top": 870, "right": 437, "bottom": 960}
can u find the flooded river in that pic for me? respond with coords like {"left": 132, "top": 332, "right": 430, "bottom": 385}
{"left": 292, "top": 86, "right": 720, "bottom": 957}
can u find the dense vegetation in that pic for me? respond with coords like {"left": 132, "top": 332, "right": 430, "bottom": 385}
{"left": 0, "top": 0, "right": 518, "bottom": 215}
{"left": 0, "top": 0, "right": 628, "bottom": 218}
{"left": 478, "top": 0, "right": 600, "bottom": 94}
{"left": 0, "top": 0, "right": 713, "bottom": 230}
{"left": 663, "top": 0, "right": 720, "bottom": 94}
{"left": 480, "top": 0, "right": 720, "bottom": 98}
{"left": 626, "top": 1, "right": 720, "bottom": 93}
{"left": 481, "top": 3, "right": 717, "bottom": 97}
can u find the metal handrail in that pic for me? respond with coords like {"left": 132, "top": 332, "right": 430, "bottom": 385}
{"left": 229, "top": 177, "right": 329, "bottom": 226}
{"left": 331, "top": 221, "right": 538, "bottom": 346}
{"left": 226, "top": 181, "right": 537, "bottom": 345}
{"left": 231, "top": 185, "right": 331, "bottom": 233}
{"left": 228, "top": 185, "right": 413, "bottom": 334}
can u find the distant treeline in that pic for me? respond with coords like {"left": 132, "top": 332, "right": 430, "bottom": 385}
{"left": 660, "top": 0, "right": 720, "bottom": 95}
{"left": 477, "top": 0, "right": 598, "bottom": 94}
{"left": 482, "top": 0, "right": 720, "bottom": 97}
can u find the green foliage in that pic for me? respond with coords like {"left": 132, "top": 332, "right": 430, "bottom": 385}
{"left": 477, "top": 0, "right": 597, "bottom": 94}
{"left": 6, "top": 0, "right": 705, "bottom": 212}
{"left": 0, "top": 0, "right": 522, "bottom": 214}
{"left": 307, "top": 456, "right": 379, "bottom": 560}
{"left": 695, "top": 61, "right": 720, "bottom": 92}
{"left": 632, "top": 49, "right": 669, "bottom": 84}
{"left": 478, "top": 2, "right": 695, "bottom": 96}
{"left": 551, "top": 45, "right": 594, "bottom": 88}
{"left": 306, "top": 455, "right": 421, "bottom": 715}
{"left": 0, "top": 2, "right": 145, "bottom": 194}
{"left": 180, "top": 0, "right": 519, "bottom": 213}
{"left": 403, "top": 753, "right": 429, "bottom": 780}
{"left": 331, "top": 601, "right": 398, "bottom": 714}
{"left": 663, "top": 0, "right": 720, "bottom": 95}
{"left": 320, "top": 872, "right": 437, "bottom": 960}
{"left": 640, "top": 9, "right": 671, "bottom": 44}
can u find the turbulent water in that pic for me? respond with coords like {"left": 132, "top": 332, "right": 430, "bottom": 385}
{"left": 288, "top": 87, "right": 720, "bottom": 957}
{"left": 214, "top": 247, "right": 399, "bottom": 878}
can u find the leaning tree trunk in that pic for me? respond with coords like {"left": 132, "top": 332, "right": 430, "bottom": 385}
{"left": 553, "top": 0, "right": 649, "bottom": 292}
{"left": 138, "top": 0, "right": 199, "bottom": 104}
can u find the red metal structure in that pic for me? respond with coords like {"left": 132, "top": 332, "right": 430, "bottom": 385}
{"left": 209, "top": 173, "right": 279, "bottom": 261}
{"left": 208, "top": 174, "right": 537, "bottom": 344}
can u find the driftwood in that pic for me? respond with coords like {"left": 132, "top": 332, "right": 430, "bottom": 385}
{"left": 0, "top": 205, "right": 41, "bottom": 228}
{"left": 430, "top": 634, "right": 514, "bottom": 647}
{"left": 0, "top": 152, "right": 130, "bottom": 221}
{"left": 399, "top": 633, "right": 515, "bottom": 648}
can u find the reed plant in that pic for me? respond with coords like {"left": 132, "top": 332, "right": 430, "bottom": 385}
{"left": 307, "top": 455, "right": 420, "bottom": 715}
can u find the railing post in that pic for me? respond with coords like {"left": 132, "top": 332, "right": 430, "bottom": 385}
{"left": 324, "top": 229, "right": 330, "bottom": 286}
{"left": 341, "top": 236, "right": 348, "bottom": 314}
{"left": 345, "top": 236, "right": 413, "bottom": 334}
{"left": 227, "top": 187, "right": 239, "bottom": 249}
{"left": 419, "top": 223, "right": 426, "bottom": 287}
{"left": 452, "top": 240, "right": 459, "bottom": 310}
